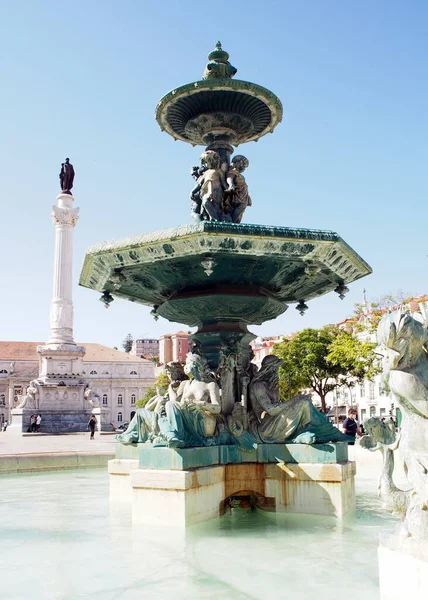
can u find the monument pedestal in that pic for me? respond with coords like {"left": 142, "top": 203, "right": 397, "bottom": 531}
{"left": 379, "top": 534, "right": 428, "bottom": 600}
{"left": 109, "top": 443, "right": 356, "bottom": 526}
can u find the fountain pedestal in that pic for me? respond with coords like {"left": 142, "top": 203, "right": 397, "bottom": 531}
{"left": 109, "top": 443, "right": 356, "bottom": 526}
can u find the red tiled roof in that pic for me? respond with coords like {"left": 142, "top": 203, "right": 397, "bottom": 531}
{"left": 0, "top": 342, "right": 151, "bottom": 363}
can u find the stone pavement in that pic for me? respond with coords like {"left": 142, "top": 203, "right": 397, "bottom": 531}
{"left": 0, "top": 430, "right": 116, "bottom": 456}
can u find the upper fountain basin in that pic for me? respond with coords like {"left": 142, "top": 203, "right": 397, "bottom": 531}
{"left": 79, "top": 222, "right": 372, "bottom": 327}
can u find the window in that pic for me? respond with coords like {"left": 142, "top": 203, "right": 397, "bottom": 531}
{"left": 361, "top": 408, "right": 367, "bottom": 422}
{"left": 102, "top": 394, "right": 108, "bottom": 406}
{"left": 0, "top": 369, "right": 7, "bottom": 374}
{"left": 90, "top": 370, "right": 97, "bottom": 375}
{"left": 131, "top": 394, "right": 136, "bottom": 405}
{"left": 117, "top": 412, "right": 123, "bottom": 422}
{"left": 117, "top": 394, "right": 123, "bottom": 405}
{"left": 130, "top": 370, "right": 137, "bottom": 375}
{"left": 380, "top": 408, "right": 386, "bottom": 416}
{"left": 359, "top": 384, "right": 365, "bottom": 398}
{"left": 369, "top": 382, "right": 375, "bottom": 401}
{"left": 370, "top": 406, "right": 376, "bottom": 417}
{"left": 0, "top": 394, "right": 5, "bottom": 406}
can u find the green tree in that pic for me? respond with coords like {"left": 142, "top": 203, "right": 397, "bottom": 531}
{"left": 326, "top": 329, "right": 381, "bottom": 389}
{"left": 122, "top": 333, "right": 133, "bottom": 353}
{"left": 135, "top": 372, "right": 171, "bottom": 408}
{"left": 273, "top": 326, "right": 379, "bottom": 412}
{"left": 135, "top": 386, "right": 156, "bottom": 408}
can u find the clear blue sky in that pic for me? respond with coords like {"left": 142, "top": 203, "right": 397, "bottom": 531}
{"left": 1, "top": 0, "right": 427, "bottom": 347}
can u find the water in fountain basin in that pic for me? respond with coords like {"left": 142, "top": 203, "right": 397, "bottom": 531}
{"left": 1, "top": 449, "right": 401, "bottom": 600}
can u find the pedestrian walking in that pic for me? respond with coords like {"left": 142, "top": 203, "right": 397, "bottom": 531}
{"left": 88, "top": 415, "right": 97, "bottom": 440}
{"left": 2, "top": 419, "right": 7, "bottom": 432}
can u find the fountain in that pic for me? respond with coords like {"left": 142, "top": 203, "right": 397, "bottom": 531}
{"left": 80, "top": 43, "right": 372, "bottom": 526}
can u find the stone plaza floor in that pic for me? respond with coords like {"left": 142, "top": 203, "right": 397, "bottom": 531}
{"left": 0, "top": 440, "right": 408, "bottom": 600}
{"left": 0, "top": 429, "right": 116, "bottom": 455}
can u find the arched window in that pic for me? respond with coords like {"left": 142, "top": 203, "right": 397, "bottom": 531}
{"left": 117, "top": 394, "right": 123, "bottom": 405}
{"left": 102, "top": 394, "right": 108, "bottom": 405}
{"left": 0, "top": 369, "right": 8, "bottom": 374}
{"left": 130, "top": 370, "right": 137, "bottom": 375}
{"left": 0, "top": 394, "right": 5, "bottom": 406}
{"left": 117, "top": 412, "right": 123, "bottom": 422}
{"left": 131, "top": 394, "right": 136, "bottom": 405}
{"left": 90, "top": 370, "right": 97, "bottom": 375}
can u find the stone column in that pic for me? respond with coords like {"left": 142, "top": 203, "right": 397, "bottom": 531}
{"left": 46, "top": 193, "right": 79, "bottom": 347}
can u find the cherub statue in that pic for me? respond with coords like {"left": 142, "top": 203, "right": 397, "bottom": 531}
{"left": 190, "top": 163, "right": 208, "bottom": 221}
{"left": 225, "top": 155, "right": 251, "bottom": 223}
{"left": 190, "top": 150, "right": 225, "bottom": 221}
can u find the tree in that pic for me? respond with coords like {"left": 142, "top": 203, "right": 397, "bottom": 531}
{"left": 273, "top": 326, "right": 379, "bottom": 413}
{"left": 135, "top": 372, "right": 171, "bottom": 408}
{"left": 122, "top": 333, "right": 133, "bottom": 353}
{"left": 326, "top": 329, "right": 381, "bottom": 388}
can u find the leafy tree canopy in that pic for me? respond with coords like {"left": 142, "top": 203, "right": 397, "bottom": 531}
{"left": 273, "top": 325, "right": 379, "bottom": 412}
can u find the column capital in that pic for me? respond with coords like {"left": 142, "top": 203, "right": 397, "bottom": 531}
{"left": 51, "top": 204, "right": 79, "bottom": 228}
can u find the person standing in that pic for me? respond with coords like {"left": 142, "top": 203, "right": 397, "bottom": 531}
{"left": 35, "top": 414, "right": 41, "bottom": 432}
{"left": 88, "top": 415, "right": 97, "bottom": 440}
{"left": 342, "top": 408, "right": 358, "bottom": 444}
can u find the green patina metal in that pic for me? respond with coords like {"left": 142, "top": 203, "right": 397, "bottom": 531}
{"left": 80, "top": 221, "right": 371, "bottom": 327}
{"left": 114, "top": 442, "right": 348, "bottom": 470}
{"left": 155, "top": 42, "right": 283, "bottom": 146}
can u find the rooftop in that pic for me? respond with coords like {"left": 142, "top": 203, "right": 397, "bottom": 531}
{"left": 0, "top": 342, "right": 152, "bottom": 363}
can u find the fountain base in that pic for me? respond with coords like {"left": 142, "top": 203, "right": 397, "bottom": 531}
{"left": 109, "top": 443, "right": 356, "bottom": 526}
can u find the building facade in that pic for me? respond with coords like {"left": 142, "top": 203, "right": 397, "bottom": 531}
{"left": 0, "top": 342, "right": 155, "bottom": 427}
{"left": 132, "top": 338, "right": 159, "bottom": 359}
{"left": 159, "top": 331, "right": 193, "bottom": 364}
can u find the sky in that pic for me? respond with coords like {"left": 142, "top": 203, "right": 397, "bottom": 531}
{"left": 1, "top": 0, "right": 427, "bottom": 348}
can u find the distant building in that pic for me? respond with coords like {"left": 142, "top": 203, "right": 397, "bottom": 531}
{"left": 159, "top": 331, "right": 193, "bottom": 364}
{"left": 0, "top": 342, "right": 156, "bottom": 427}
{"left": 132, "top": 338, "right": 159, "bottom": 359}
{"left": 250, "top": 336, "right": 284, "bottom": 368}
